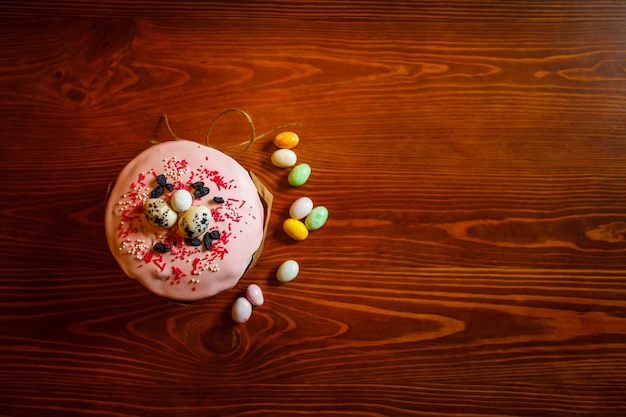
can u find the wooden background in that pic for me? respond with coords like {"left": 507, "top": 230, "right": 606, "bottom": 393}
{"left": 2, "top": 1, "right": 626, "bottom": 416}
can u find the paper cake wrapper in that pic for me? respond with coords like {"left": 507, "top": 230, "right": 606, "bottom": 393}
{"left": 247, "top": 170, "right": 272, "bottom": 272}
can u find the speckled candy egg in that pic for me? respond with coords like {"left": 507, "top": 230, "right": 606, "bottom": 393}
{"left": 178, "top": 205, "right": 211, "bottom": 238}
{"left": 144, "top": 198, "right": 178, "bottom": 229}
{"left": 274, "top": 131, "right": 299, "bottom": 149}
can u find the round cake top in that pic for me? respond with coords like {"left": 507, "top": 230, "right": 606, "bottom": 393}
{"left": 105, "top": 140, "right": 265, "bottom": 302}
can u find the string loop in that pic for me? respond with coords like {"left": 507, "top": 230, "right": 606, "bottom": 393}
{"left": 161, "top": 109, "right": 300, "bottom": 156}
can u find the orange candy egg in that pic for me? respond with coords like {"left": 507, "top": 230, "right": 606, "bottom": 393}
{"left": 274, "top": 131, "right": 299, "bottom": 149}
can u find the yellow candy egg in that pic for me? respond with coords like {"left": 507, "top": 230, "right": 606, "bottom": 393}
{"left": 274, "top": 131, "right": 299, "bottom": 149}
{"left": 283, "top": 218, "right": 308, "bottom": 241}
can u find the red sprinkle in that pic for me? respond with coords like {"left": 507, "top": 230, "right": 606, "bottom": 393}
{"left": 191, "top": 257, "right": 202, "bottom": 275}
{"left": 153, "top": 255, "right": 166, "bottom": 271}
{"left": 172, "top": 266, "right": 186, "bottom": 280}
{"left": 211, "top": 207, "right": 225, "bottom": 222}
{"left": 142, "top": 251, "right": 154, "bottom": 263}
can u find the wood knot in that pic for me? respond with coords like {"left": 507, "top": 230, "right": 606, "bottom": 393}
{"left": 65, "top": 87, "right": 87, "bottom": 103}
{"left": 203, "top": 324, "right": 242, "bottom": 354}
{"left": 51, "top": 18, "right": 136, "bottom": 106}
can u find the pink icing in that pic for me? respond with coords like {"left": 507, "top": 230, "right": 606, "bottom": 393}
{"left": 105, "top": 140, "right": 264, "bottom": 302}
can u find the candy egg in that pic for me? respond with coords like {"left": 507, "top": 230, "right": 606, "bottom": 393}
{"left": 274, "top": 131, "right": 299, "bottom": 149}
{"left": 271, "top": 149, "right": 297, "bottom": 168}
{"left": 143, "top": 198, "right": 177, "bottom": 229}
{"left": 170, "top": 189, "right": 193, "bottom": 212}
{"left": 283, "top": 218, "right": 308, "bottom": 240}
{"left": 245, "top": 283, "right": 264, "bottom": 306}
{"left": 231, "top": 297, "right": 253, "bottom": 324}
{"left": 288, "top": 163, "right": 311, "bottom": 187}
{"left": 178, "top": 206, "right": 211, "bottom": 238}
{"left": 276, "top": 260, "right": 299, "bottom": 283}
{"left": 289, "top": 196, "right": 313, "bottom": 220}
{"left": 305, "top": 206, "right": 328, "bottom": 231}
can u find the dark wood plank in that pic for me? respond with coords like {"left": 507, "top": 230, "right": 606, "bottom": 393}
{"left": 3, "top": 0, "right": 626, "bottom": 21}
{"left": 1, "top": 2, "right": 626, "bottom": 416}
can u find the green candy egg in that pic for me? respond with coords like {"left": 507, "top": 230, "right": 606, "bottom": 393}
{"left": 288, "top": 163, "right": 311, "bottom": 187}
{"left": 305, "top": 206, "right": 328, "bottom": 231}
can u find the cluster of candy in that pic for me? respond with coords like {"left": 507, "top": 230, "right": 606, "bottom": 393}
{"left": 271, "top": 132, "right": 311, "bottom": 186}
{"left": 231, "top": 283, "right": 264, "bottom": 324}
{"left": 283, "top": 197, "right": 328, "bottom": 241}
{"left": 142, "top": 176, "right": 221, "bottom": 251}
{"left": 230, "top": 260, "right": 299, "bottom": 323}
{"left": 271, "top": 132, "right": 329, "bottom": 240}
{"left": 230, "top": 130, "right": 327, "bottom": 324}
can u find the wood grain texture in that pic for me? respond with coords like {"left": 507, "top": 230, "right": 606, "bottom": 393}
{"left": 1, "top": 1, "right": 626, "bottom": 416}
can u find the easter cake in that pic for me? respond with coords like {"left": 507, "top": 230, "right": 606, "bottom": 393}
{"left": 105, "top": 139, "right": 267, "bottom": 302}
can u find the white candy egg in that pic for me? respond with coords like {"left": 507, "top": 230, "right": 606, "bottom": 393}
{"left": 245, "top": 283, "right": 264, "bottom": 306}
{"left": 170, "top": 189, "right": 193, "bottom": 212}
{"left": 276, "top": 260, "right": 299, "bottom": 283}
{"left": 231, "top": 297, "right": 253, "bottom": 324}
{"left": 271, "top": 149, "right": 297, "bottom": 168}
{"left": 289, "top": 196, "right": 313, "bottom": 220}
